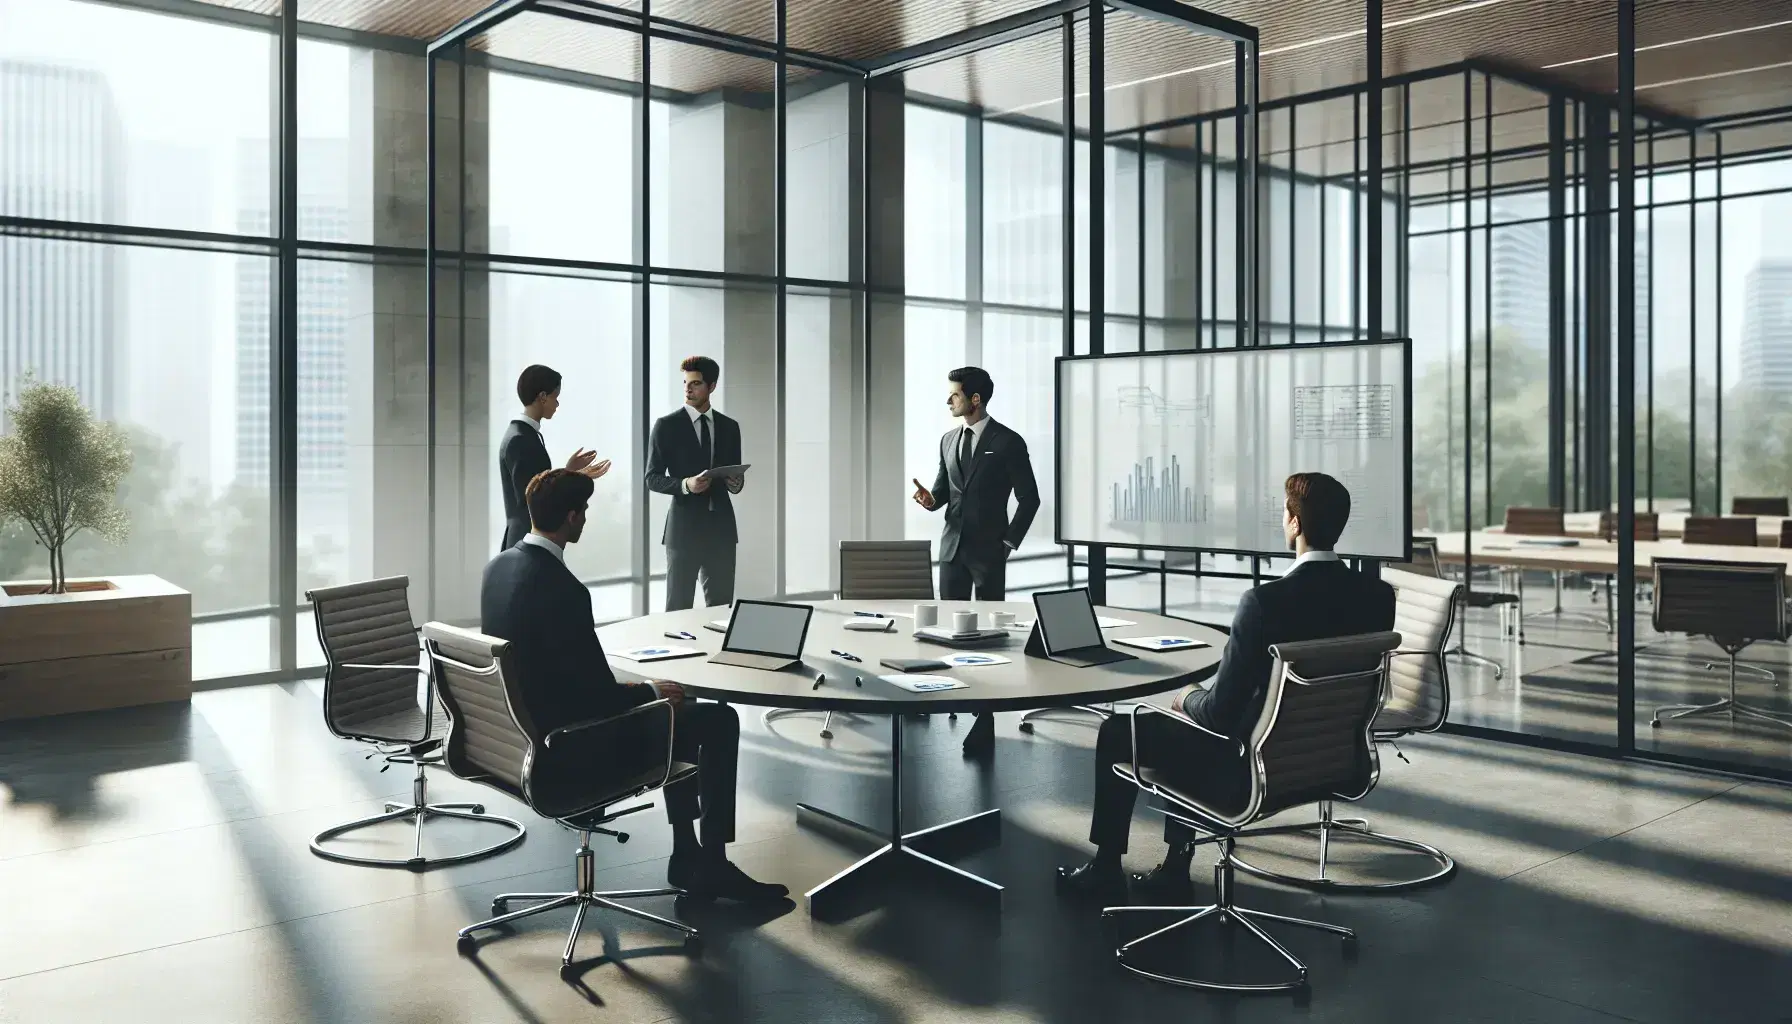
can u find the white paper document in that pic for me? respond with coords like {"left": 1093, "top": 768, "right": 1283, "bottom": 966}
{"left": 940, "top": 652, "right": 1012, "bottom": 667}
{"left": 880, "top": 674, "right": 969, "bottom": 692}
{"left": 612, "top": 645, "right": 702, "bottom": 663}
{"left": 1113, "top": 635, "right": 1210, "bottom": 653}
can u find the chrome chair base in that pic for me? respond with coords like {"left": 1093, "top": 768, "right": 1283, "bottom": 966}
{"left": 765, "top": 705, "right": 852, "bottom": 740}
{"left": 1701, "top": 661, "right": 1779, "bottom": 686}
{"left": 457, "top": 833, "right": 699, "bottom": 975}
{"left": 1102, "top": 839, "right": 1354, "bottom": 993}
{"left": 1229, "top": 801, "right": 1456, "bottom": 892}
{"left": 310, "top": 763, "right": 525, "bottom": 870}
{"left": 1019, "top": 705, "right": 1112, "bottom": 733}
{"left": 1651, "top": 697, "right": 1792, "bottom": 731}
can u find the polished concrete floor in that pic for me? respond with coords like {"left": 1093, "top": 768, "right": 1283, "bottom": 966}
{"left": 2, "top": 673, "right": 1791, "bottom": 1023}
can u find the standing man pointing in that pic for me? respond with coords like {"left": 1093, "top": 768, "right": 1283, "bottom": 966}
{"left": 912, "top": 366, "right": 1041, "bottom": 758}
{"left": 647, "top": 355, "right": 743, "bottom": 611}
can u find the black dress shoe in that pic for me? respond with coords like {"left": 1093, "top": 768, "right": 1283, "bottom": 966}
{"left": 1129, "top": 860, "right": 1196, "bottom": 905}
{"left": 667, "top": 848, "right": 701, "bottom": 890}
{"left": 961, "top": 712, "right": 995, "bottom": 758}
{"left": 683, "top": 858, "right": 790, "bottom": 904}
{"left": 1056, "top": 860, "right": 1126, "bottom": 903}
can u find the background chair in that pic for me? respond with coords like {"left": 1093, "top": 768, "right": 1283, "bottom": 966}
{"left": 1499, "top": 506, "right": 1607, "bottom": 634}
{"left": 1231, "top": 569, "right": 1458, "bottom": 891}
{"left": 1649, "top": 559, "right": 1790, "bottom": 732}
{"left": 1503, "top": 506, "right": 1565, "bottom": 536}
{"left": 1731, "top": 496, "right": 1790, "bottom": 517}
{"left": 1683, "top": 516, "right": 1759, "bottom": 547}
{"left": 1402, "top": 537, "right": 1514, "bottom": 679}
{"left": 1600, "top": 510, "right": 1660, "bottom": 541}
{"left": 308, "top": 577, "right": 524, "bottom": 869}
{"left": 766, "top": 541, "right": 938, "bottom": 739}
{"left": 422, "top": 623, "right": 700, "bottom": 977}
{"left": 1101, "top": 631, "right": 1400, "bottom": 993}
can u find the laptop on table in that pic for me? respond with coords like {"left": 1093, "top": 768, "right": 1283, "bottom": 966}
{"left": 1030, "top": 587, "right": 1136, "bottom": 668}
{"left": 710, "top": 600, "right": 814, "bottom": 671}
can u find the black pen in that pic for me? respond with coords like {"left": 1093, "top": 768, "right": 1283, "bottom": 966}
{"left": 664, "top": 631, "right": 696, "bottom": 640}
{"left": 852, "top": 611, "right": 888, "bottom": 619}
{"left": 830, "top": 649, "right": 862, "bottom": 663}
{"left": 811, "top": 673, "right": 827, "bottom": 690}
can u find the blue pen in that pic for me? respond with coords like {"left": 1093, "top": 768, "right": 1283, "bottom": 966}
{"left": 831, "top": 649, "right": 862, "bottom": 662}
{"left": 852, "top": 611, "right": 888, "bottom": 619}
{"left": 665, "top": 631, "right": 696, "bottom": 640}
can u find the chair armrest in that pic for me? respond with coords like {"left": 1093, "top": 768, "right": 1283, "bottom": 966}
{"left": 544, "top": 698, "right": 678, "bottom": 792}
{"left": 1130, "top": 701, "right": 1244, "bottom": 758}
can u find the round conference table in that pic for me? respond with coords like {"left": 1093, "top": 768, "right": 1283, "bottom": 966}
{"left": 598, "top": 599, "right": 1226, "bottom": 917}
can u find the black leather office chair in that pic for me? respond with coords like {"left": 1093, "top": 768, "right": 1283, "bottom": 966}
{"left": 1101, "top": 631, "right": 1400, "bottom": 993}
{"left": 1647, "top": 559, "right": 1791, "bottom": 732}
{"left": 422, "top": 623, "right": 701, "bottom": 976}
{"left": 1232, "top": 569, "right": 1458, "bottom": 891}
{"left": 307, "top": 577, "right": 524, "bottom": 869}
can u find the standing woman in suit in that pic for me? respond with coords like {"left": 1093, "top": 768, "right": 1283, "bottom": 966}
{"left": 911, "top": 365, "right": 1041, "bottom": 758}
{"left": 645, "top": 355, "right": 744, "bottom": 611}
{"left": 497, "top": 364, "right": 610, "bottom": 551}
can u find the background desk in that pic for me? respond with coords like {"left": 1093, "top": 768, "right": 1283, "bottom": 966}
{"left": 1428, "top": 533, "right": 1792, "bottom": 575}
{"left": 599, "top": 599, "right": 1225, "bottom": 917}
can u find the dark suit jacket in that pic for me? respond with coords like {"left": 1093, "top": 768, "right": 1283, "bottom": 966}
{"left": 924, "top": 418, "right": 1041, "bottom": 568}
{"left": 1183, "top": 557, "right": 1396, "bottom": 739}
{"left": 497, "top": 420, "right": 550, "bottom": 550}
{"left": 644, "top": 407, "right": 742, "bottom": 548}
{"left": 480, "top": 542, "right": 650, "bottom": 737}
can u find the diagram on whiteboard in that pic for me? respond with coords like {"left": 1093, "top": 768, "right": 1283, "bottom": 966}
{"left": 1059, "top": 341, "right": 1409, "bottom": 559}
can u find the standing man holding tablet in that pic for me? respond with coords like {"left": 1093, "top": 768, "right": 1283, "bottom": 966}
{"left": 911, "top": 365, "right": 1041, "bottom": 758}
{"left": 647, "top": 355, "right": 744, "bottom": 611}
{"left": 498, "top": 364, "right": 610, "bottom": 551}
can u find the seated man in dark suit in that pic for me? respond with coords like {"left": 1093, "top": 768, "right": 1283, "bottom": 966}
{"left": 1057, "top": 471, "right": 1396, "bottom": 902}
{"left": 481, "top": 469, "right": 787, "bottom": 904}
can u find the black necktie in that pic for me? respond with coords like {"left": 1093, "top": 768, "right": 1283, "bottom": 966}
{"left": 699, "top": 414, "right": 712, "bottom": 469}
{"left": 957, "top": 426, "right": 973, "bottom": 477}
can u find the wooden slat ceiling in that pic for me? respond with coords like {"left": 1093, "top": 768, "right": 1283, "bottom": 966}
{"left": 194, "top": 0, "right": 1792, "bottom": 147}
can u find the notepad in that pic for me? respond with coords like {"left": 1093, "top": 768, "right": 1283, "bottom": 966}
{"left": 703, "top": 619, "right": 729, "bottom": 633}
{"left": 879, "top": 657, "right": 951, "bottom": 673}
{"left": 881, "top": 674, "right": 968, "bottom": 692}
{"left": 612, "top": 645, "right": 702, "bottom": 663}
{"left": 844, "top": 618, "right": 896, "bottom": 632}
{"left": 1113, "top": 635, "right": 1210, "bottom": 653}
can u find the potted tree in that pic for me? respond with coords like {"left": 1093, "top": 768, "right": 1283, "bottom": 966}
{"left": 0, "top": 381, "right": 192, "bottom": 720}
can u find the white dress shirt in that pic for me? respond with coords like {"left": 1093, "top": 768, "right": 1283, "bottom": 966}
{"left": 518, "top": 412, "right": 542, "bottom": 434}
{"left": 1286, "top": 549, "right": 1341, "bottom": 572}
{"left": 681, "top": 404, "right": 715, "bottom": 495}
{"left": 519, "top": 533, "right": 565, "bottom": 563}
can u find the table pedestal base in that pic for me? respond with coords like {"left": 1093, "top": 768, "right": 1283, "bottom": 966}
{"left": 795, "top": 716, "right": 1003, "bottom": 918}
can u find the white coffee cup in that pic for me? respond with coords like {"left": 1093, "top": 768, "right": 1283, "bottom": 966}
{"left": 914, "top": 604, "right": 939, "bottom": 628}
{"left": 991, "top": 611, "right": 1016, "bottom": 629}
{"left": 952, "top": 610, "right": 979, "bottom": 634}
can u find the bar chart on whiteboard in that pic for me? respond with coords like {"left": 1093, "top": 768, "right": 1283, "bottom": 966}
{"left": 1058, "top": 340, "right": 1410, "bottom": 559}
